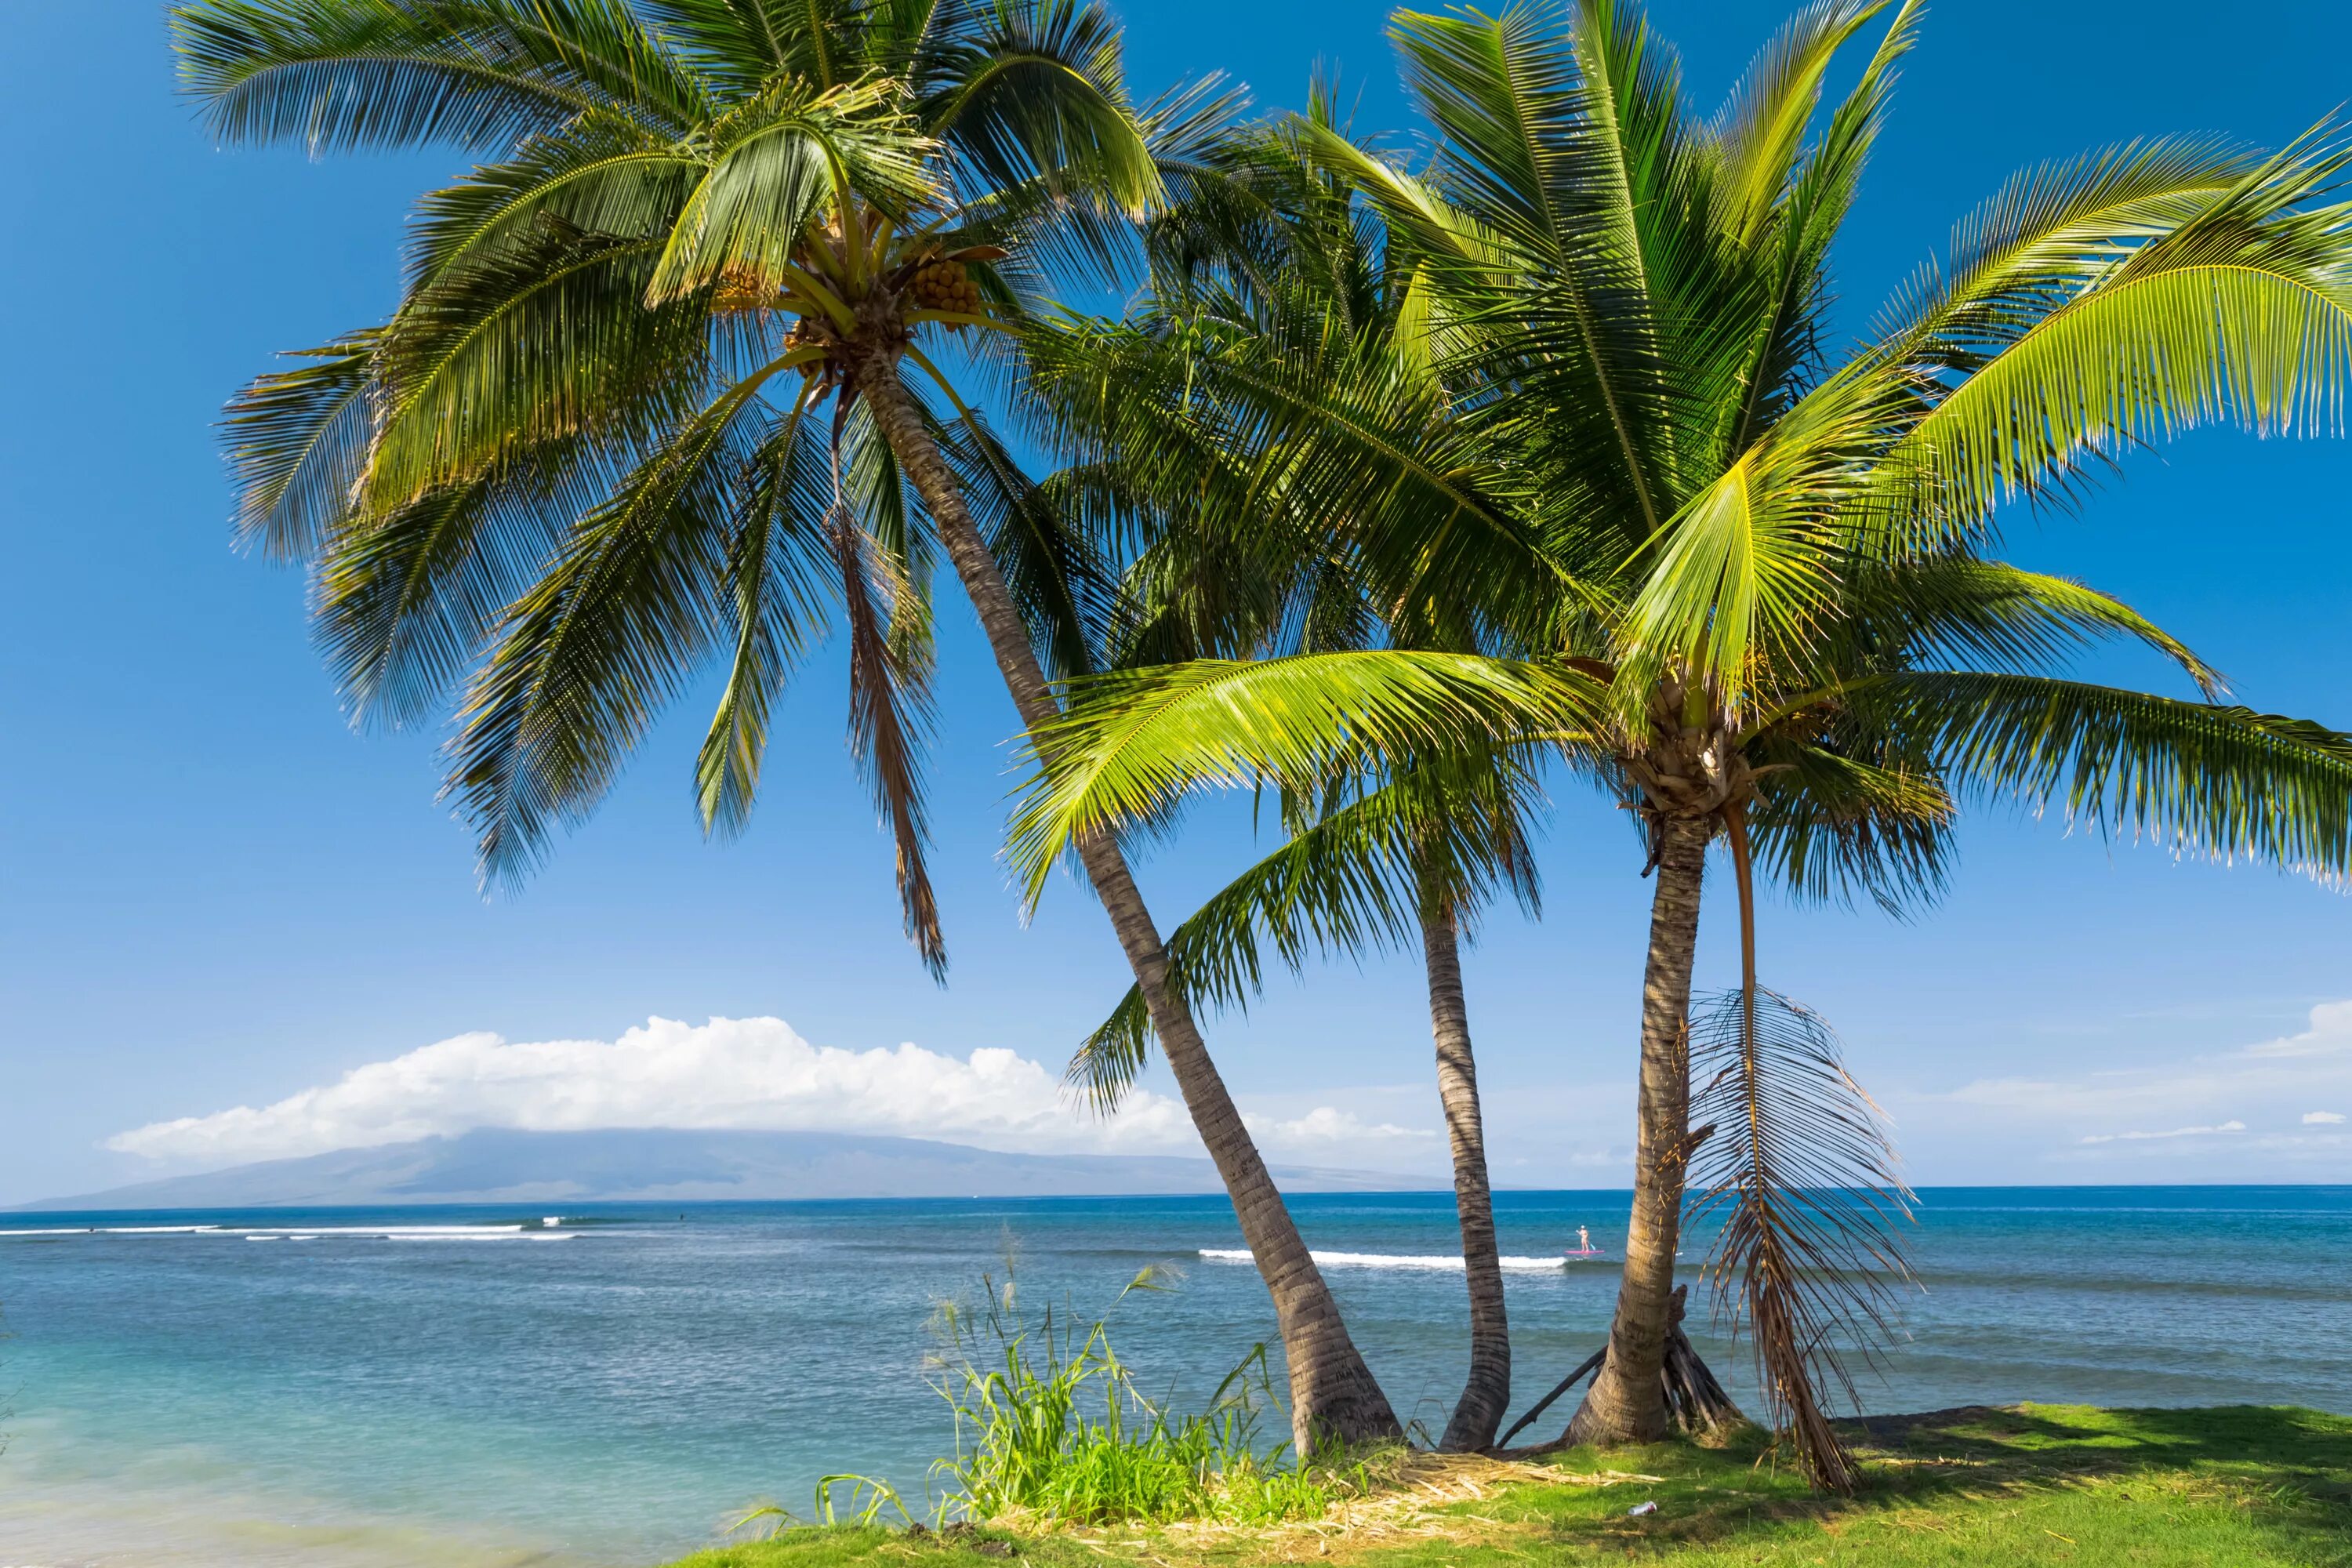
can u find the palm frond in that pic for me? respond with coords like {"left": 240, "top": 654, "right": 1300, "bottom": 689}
{"left": 446, "top": 368, "right": 786, "bottom": 884}
{"left": 1686, "top": 986, "right": 1914, "bottom": 1493}
{"left": 366, "top": 230, "right": 713, "bottom": 510}
{"left": 1871, "top": 136, "right": 2274, "bottom": 360}
{"left": 314, "top": 449, "right": 590, "bottom": 727}
{"left": 1617, "top": 443, "right": 1838, "bottom": 712}
{"left": 695, "top": 387, "right": 838, "bottom": 837}
{"left": 641, "top": 0, "right": 867, "bottom": 96}
{"left": 403, "top": 115, "right": 699, "bottom": 285}
{"left": 1834, "top": 558, "right": 2223, "bottom": 698}
{"left": 172, "top": 0, "right": 704, "bottom": 151}
{"left": 1068, "top": 757, "right": 1547, "bottom": 1109}
{"left": 1878, "top": 154, "right": 2352, "bottom": 536}
{"left": 648, "top": 77, "right": 935, "bottom": 301}
{"left": 1740, "top": 739, "right": 1953, "bottom": 916}
{"left": 919, "top": 0, "right": 1159, "bottom": 220}
{"left": 221, "top": 329, "right": 383, "bottom": 561}
{"left": 1854, "top": 673, "right": 2352, "bottom": 880}
{"left": 1390, "top": 0, "right": 1679, "bottom": 544}
{"left": 831, "top": 496, "right": 947, "bottom": 979}
{"left": 1708, "top": 0, "right": 1889, "bottom": 246}
{"left": 1007, "top": 652, "right": 1606, "bottom": 905}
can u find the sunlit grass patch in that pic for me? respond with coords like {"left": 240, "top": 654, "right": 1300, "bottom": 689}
{"left": 675, "top": 1404, "right": 2352, "bottom": 1568}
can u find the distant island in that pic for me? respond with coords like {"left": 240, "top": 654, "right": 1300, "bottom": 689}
{"left": 13, "top": 1127, "right": 1442, "bottom": 1211}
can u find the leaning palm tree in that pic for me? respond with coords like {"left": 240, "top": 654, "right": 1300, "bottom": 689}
{"left": 1004, "top": 0, "right": 2352, "bottom": 1483}
{"left": 171, "top": 0, "right": 1401, "bottom": 1447}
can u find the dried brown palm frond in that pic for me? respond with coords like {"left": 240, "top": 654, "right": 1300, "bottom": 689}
{"left": 829, "top": 503, "right": 944, "bottom": 978}
{"left": 1686, "top": 985, "right": 1915, "bottom": 1493}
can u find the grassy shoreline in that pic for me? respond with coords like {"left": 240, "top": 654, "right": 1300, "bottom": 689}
{"left": 669, "top": 1405, "right": 2352, "bottom": 1567}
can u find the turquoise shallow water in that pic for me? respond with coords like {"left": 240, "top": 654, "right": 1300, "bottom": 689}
{"left": 1, "top": 1186, "right": 2347, "bottom": 1566}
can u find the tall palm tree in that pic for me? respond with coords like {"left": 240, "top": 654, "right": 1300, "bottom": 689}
{"left": 1002, "top": 0, "right": 2352, "bottom": 1483}
{"left": 1029, "top": 103, "right": 1552, "bottom": 1451}
{"left": 170, "top": 0, "right": 1402, "bottom": 1448}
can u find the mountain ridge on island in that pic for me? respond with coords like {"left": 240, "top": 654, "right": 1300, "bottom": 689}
{"left": 13, "top": 1127, "right": 1445, "bottom": 1211}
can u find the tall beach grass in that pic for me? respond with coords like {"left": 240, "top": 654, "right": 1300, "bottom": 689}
{"left": 924, "top": 1265, "right": 1340, "bottom": 1526}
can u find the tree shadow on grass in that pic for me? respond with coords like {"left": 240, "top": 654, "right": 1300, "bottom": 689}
{"left": 1523, "top": 1404, "right": 2352, "bottom": 1561}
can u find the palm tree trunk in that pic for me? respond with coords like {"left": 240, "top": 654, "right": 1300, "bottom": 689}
{"left": 1422, "top": 903, "right": 1511, "bottom": 1453}
{"left": 1565, "top": 811, "right": 1710, "bottom": 1446}
{"left": 854, "top": 362, "right": 1402, "bottom": 1452}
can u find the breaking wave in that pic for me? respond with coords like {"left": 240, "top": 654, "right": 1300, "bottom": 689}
{"left": 1197, "top": 1248, "right": 1585, "bottom": 1272}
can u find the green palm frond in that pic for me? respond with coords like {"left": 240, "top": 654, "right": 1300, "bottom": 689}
{"left": 648, "top": 77, "right": 935, "bottom": 300}
{"left": 1829, "top": 559, "right": 2223, "bottom": 698}
{"left": 172, "top": 0, "right": 706, "bottom": 151}
{"left": 1022, "top": 304, "right": 1558, "bottom": 650}
{"left": 1854, "top": 673, "right": 2352, "bottom": 879}
{"left": 1390, "top": 1, "right": 1679, "bottom": 543}
{"left": 1873, "top": 136, "right": 2275, "bottom": 360}
{"left": 314, "top": 451, "right": 591, "bottom": 727}
{"left": 1879, "top": 151, "right": 2352, "bottom": 534}
{"left": 1617, "top": 442, "right": 1838, "bottom": 711}
{"left": 643, "top": 0, "right": 867, "bottom": 96}
{"left": 917, "top": 0, "right": 1159, "bottom": 218}
{"left": 1740, "top": 739, "right": 1953, "bottom": 916}
{"left": 448, "top": 368, "right": 789, "bottom": 884}
{"left": 367, "top": 230, "right": 715, "bottom": 510}
{"left": 221, "top": 330, "right": 382, "bottom": 561}
{"left": 1707, "top": 0, "right": 1889, "bottom": 245}
{"left": 403, "top": 115, "right": 699, "bottom": 284}
{"left": 695, "top": 387, "right": 838, "bottom": 838}
{"left": 1710, "top": 2, "right": 1918, "bottom": 463}
{"left": 1008, "top": 652, "right": 1606, "bottom": 903}
{"left": 1069, "top": 757, "right": 1547, "bottom": 1110}
{"left": 1686, "top": 987, "right": 1914, "bottom": 1494}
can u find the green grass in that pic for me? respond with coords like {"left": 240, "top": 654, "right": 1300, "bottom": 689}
{"left": 900, "top": 1268, "right": 1335, "bottom": 1529}
{"left": 669, "top": 1405, "right": 2352, "bottom": 1567}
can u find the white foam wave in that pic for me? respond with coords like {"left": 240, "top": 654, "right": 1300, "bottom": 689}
{"left": 6, "top": 1222, "right": 583, "bottom": 1243}
{"left": 1, "top": 1225, "right": 223, "bottom": 1237}
{"left": 1197, "top": 1248, "right": 1575, "bottom": 1272}
{"left": 235, "top": 1226, "right": 575, "bottom": 1242}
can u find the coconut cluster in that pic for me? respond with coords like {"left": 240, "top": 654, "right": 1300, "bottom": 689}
{"left": 910, "top": 260, "right": 984, "bottom": 317}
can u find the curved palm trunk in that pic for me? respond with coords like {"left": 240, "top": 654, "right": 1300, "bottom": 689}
{"left": 1566, "top": 813, "right": 1710, "bottom": 1446}
{"left": 855, "top": 362, "right": 1401, "bottom": 1452}
{"left": 1422, "top": 904, "right": 1511, "bottom": 1452}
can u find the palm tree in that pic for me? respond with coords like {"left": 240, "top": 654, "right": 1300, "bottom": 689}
{"left": 1030, "top": 103, "right": 1552, "bottom": 1451}
{"left": 1001, "top": 0, "right": 2352, "bottom": 1483}
{"left": 170, "top": 0, "right": 1401, "bottom": 1448}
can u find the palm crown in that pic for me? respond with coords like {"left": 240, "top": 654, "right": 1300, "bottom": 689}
{"left": 177, "top": 0, "right": 1189, "bottom": 973}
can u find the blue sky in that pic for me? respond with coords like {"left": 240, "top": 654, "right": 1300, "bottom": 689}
{"left": 3, "top": 0, "right": 2350, "bottom": 1206}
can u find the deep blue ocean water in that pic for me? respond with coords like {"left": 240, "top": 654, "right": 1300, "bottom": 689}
{"left": 2, "top": 1186, "right": 2347, "bottom": 1566}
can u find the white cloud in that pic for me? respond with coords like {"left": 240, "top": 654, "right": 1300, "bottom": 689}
{"left": 1935, "top": 1000, "right": 2352, "bottom": 1157}
{"left": 105, "top": 1016, "right": 1426, "bottom": 1171}
{"left": 1246, "top": 1107, "right": 1436, "bottom": 1145}
{"left": 2238, "top": 1000, "right": 2352, "bottom": 1059}
{"left": 2307, "top": 1111, "right": 2347, "bottom": 1126}
{"left": 2079, "top": 1120, "right": 2245, "bottom": 1145}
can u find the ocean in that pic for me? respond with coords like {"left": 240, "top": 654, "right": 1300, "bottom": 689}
{"left": 2, "top": 1186, "right": 2347, "bottom": 1566}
